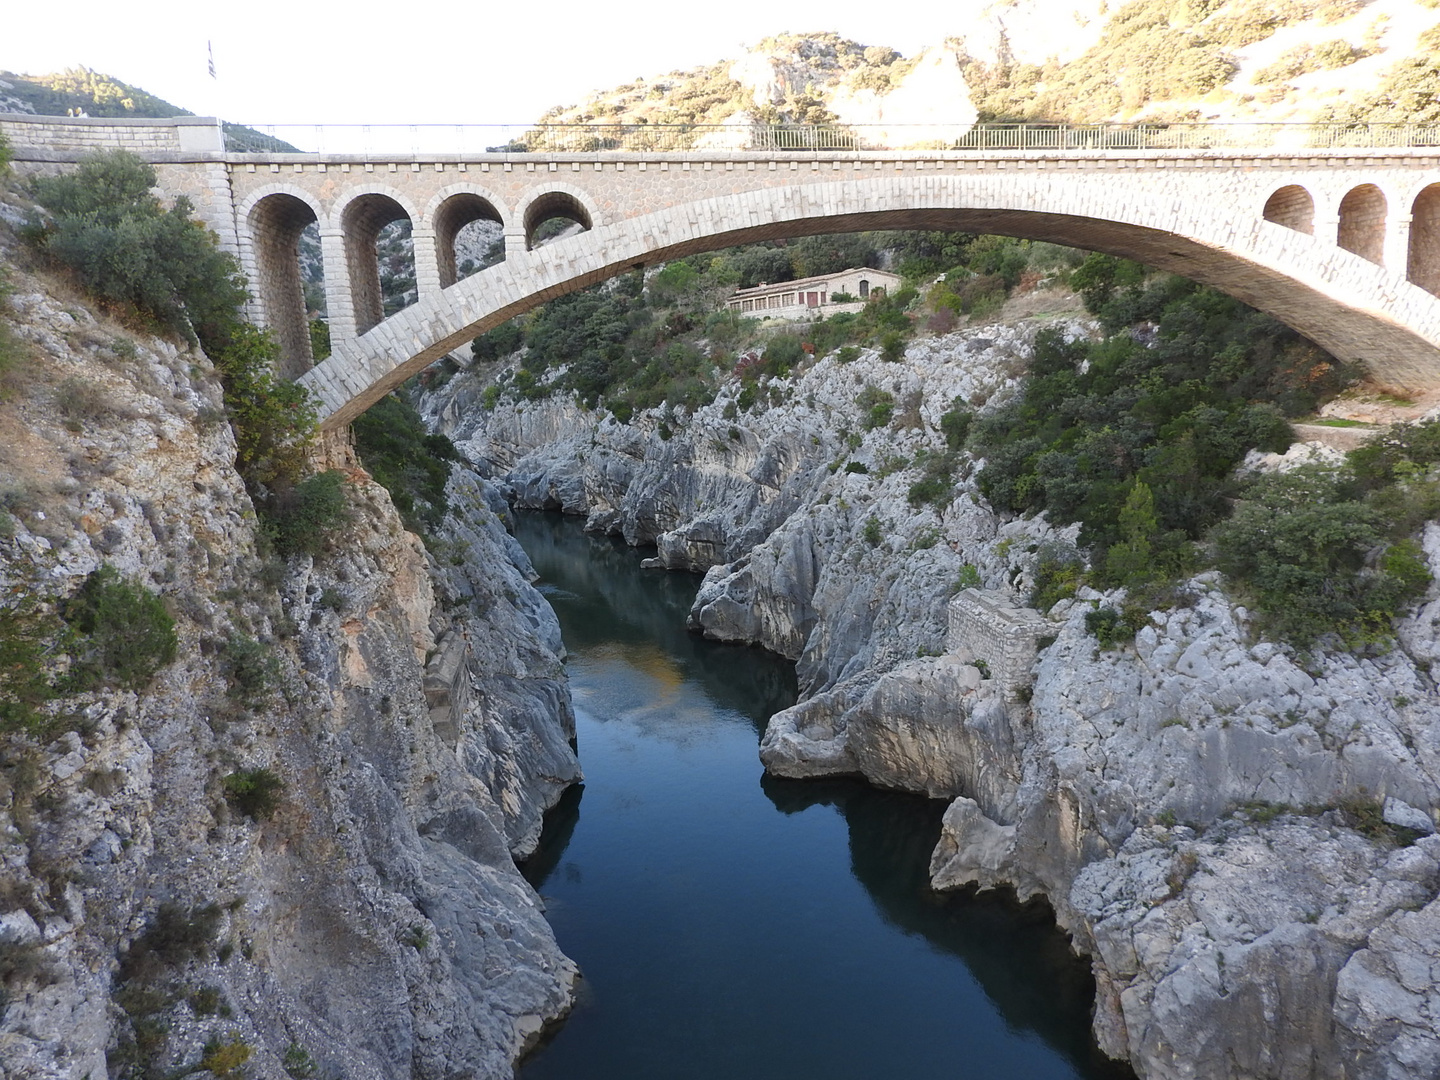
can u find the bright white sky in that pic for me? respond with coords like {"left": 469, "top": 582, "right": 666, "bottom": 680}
{"left": 4, "top": 0, "right": 963, "bottom": 127}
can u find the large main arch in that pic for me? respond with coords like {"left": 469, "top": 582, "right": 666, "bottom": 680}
{"left": 299, "top": 172, "right": 1440, "bottom": 429}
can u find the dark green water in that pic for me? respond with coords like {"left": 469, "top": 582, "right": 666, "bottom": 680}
{"left": 514, "top": 512, "right": 1132, "bottom": 1080}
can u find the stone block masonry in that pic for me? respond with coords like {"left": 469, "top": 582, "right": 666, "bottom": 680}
{"left": 7, "top": 113, "right": 1440, "bottom": 429}
{"left": 947, "top": 589, "right": 1055, "bottom": 700}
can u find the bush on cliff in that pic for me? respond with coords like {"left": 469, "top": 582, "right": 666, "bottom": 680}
{"left": 352, "top": 393, "right": 458, "bottom": 537}
{"left": 1211, "top": 444, "right": 1437, "bottom": 648}
{"left": 61, "top": 565, "right": 177, "bottom": 692}
{"left": 971, "top": 266, "right": 1350, "bottom": 564}
{"left": 26, "top": 151, "right": 247, "bottom": 342}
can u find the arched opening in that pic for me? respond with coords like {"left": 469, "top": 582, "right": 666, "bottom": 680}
{"left": 247, "top": 193, "right": 322, "bottom": 378}
{"left": 307, "top": 198, "right": 1440, "bottom": 433}
{"left": 341, "top": 193, "right": 416, "bottom": 335}
{"left": 1263, "top": 185, "right": 1314, "bottom": 235}
{"left": 524, "top": 191, "right": 592, "bottom": 251}
{"left": 858, "top": 278, "right": 871, "bottom": 298}
{"left": 434, "top": 193, "right": 505, "bottom": 288}
{"left": 1408, "top": 184, "right": 1440, "bottom": 298}
{"left": 1338, "top": 184, "right": 1387, "bottom": 265}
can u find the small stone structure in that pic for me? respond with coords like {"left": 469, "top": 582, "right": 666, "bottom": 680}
{"left": 947, "top": 588, "right": 1055, "bottom": 700}
{"left": 724, "top": 266, "right": 902, "bottom": 316}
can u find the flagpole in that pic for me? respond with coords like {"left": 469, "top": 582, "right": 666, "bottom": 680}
{"left": 206, "top": 39, "right": 223, "bottom": 139}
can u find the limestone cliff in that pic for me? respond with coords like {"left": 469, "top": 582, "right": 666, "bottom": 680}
{"left": 421, "top": 297, "right": 1440, "bottom": 1079}
{"left": 0, "top": 226, "right": 579, "bottom": 1074}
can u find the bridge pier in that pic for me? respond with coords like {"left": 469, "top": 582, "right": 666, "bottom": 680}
{"left": 1389, "top": 214, "right": 1414, "bottom": 276}
{"left": 320, "top": 228, "right": 360, "bottom": 354}
{"left": 411, "top": 225, "right": 444, "bottom": 303}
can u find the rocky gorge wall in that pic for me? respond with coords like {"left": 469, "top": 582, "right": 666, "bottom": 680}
{"left": 422, "top": 309, "right": 1440, "bottom": 1080}
{"left": 0, "top": 231, "right": 580, "bottom": 1075}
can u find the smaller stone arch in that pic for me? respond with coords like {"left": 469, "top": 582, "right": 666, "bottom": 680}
{"left": 427, "top": 186, "right": 510, "bottom": 288}
{"left": 1338, "top": 184, "right": 1388, "bottom": 265}
{"left": 1409, "top": 184, "right": 1440, "bottom": 298}
{"left": 520, "top": 184, "right": 600, "bottom": 250}
{"left": 338, "top": 187, "right": 421, "bottom": 335}
{"left": 1262, "top": 184, "right": 1315, "bottom": 235}
{"left": 243, "top": 187, "right": 325, "bottom": 378}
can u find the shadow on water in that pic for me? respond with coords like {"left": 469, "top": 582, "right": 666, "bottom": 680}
{"left": 512, "top": 509, "right": 1133, "bottom": 1080}
{"left": 762, "top": 774, "right": 1136, "bottom": 1079}
{"left": 513, "top": 511, "right": 797, "bottom": 726}
{"left": 522, "top": 781, "right": 585, "bottom": 888}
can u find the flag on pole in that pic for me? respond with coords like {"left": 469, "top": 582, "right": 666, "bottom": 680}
{"left": 207, "top": 41, "right": 216, "bottom": 79}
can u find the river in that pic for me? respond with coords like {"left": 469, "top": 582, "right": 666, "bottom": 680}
{"left": 513, "top": 511, "right": 1133, "bottom": 1080}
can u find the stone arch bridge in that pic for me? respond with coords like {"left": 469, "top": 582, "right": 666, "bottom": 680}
{"left": 7, "top": 114, "right": 1440, "bottom": 430}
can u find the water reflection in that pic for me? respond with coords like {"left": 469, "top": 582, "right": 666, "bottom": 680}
{"left": 513, "top": 510, "right": 1130, "bottom": 1080}
{"left": 513, "top": 512, "right": 797, "bottom": 725}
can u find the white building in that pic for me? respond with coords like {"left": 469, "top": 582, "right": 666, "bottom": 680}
{"left": 724, "top": 266, "right": 903, "bottom": 317}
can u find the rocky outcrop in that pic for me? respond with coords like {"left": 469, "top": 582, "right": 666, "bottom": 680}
{"left": 0, "top": 238, "right": 578, "bottom": 1076}
{"left": 423, "top": 305, "right": 1440, "bottom": 1078}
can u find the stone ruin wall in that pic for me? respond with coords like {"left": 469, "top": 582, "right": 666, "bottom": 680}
{"left": 947, "top": 588, "right": 1055, "bottom": 700}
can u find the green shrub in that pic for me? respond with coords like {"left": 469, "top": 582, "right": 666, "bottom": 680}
{"left": 119, "top": 902, "right": 223, "bottom": 984}
{"left": 835, "top": 345, "right": 861, "bottom": 364}
{"left": 211, "top": 325, "right": 317, "bottom": 493}
{"left": 222, "top": 768, "right": 284, "bottom": 820}
{"left": 283, "top": 1044, "right": 318, "bottom": 1080}
{"left": 1211, "top": 465, "right": 1431, "bottom": 647}
{"left": 857, "top": 385, "right": 894, "bottom": 430}
{"left": 1030, "top": 543, "right": 1086, "bottom": 613}
{"left": 879, "top": 330, "right": 907, "bottom": 363}
{"left": 308, "top": 318, "right": 331, "bottom": 361}
{"left": 908, "top": 450, "right": 959, "bottom": 508}
{"left": 221, "top": 635, "right": 279, "bottom": 706}
{"left": 939, "top": 402, "right": 973, "bottom": 450}
{"left": 471, "top": 320, "right": 523, "bottom": 362}
{"left": 0, "top": 597, "right": 66, "bottom": 736}
{"left": 955, "top": 563, "right": 982, "bottom": 590}
{"left": 62, "top": 565, "right": 176, "bottom": 692}
{"left": 200, "top": 1035, "right": 253, "bottom": 1080}
{"left": 844, "top": 461, "right": 869, "bottom": 475}
{"left": 27, "top": 151, "right": 247, "bottom": 341}
{"left": 1086, "top": 605, "right": 1142, "bottom": 648}
{"left": 862, "top": 516, "right": 883, "bottom": 546}
{"left": 267, "top": 470, "right": 349, "bottom": 557}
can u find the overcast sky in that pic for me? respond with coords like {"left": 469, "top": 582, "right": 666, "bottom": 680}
{"left": 5, "top": 0, "right": 966, "bottom": 127}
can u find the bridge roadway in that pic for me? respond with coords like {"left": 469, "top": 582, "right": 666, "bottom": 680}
{"left": 6, "top": 114, "right": 1440, "bottom": 429}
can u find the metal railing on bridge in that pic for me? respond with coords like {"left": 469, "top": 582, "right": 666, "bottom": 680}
{"left": 228, "top": 121, "right": 1440, "bottom": 156}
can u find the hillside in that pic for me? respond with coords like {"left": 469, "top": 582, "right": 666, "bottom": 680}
{"left": 0, "top": 67, "right": 297, "bottom": 152}
{"left": 539, "top": 5, "right": 1440, "bottom": 134}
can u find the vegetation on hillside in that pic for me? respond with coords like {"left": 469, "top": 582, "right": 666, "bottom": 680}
{"left": 20, "top": 151, "right": 347, "bottom": 558}
{"left": 25, "top": 152, "right": 247, "bottom": 342}
{"left": 963, "top": 252, "right": 1437, "bottom": 650}
{"left": 0, "top": 67, "right": 299, "bottom": 151}
{"left": 0, "top": 67, "right": 188, "bottom": 118}
{"left": 1322, "top": 25, "right": 1440, "bottom": 123}
{"left": 0, "top": 564, "right": 178, "bottom": 736}
{"left": 538, "top": 32, "right": 903, "bottom": 130}
{"left": 352, "top": 394, "right": 458, "bottom": 538}
{"left": 465, "top": 231, "right": 1070, "bottom": 420}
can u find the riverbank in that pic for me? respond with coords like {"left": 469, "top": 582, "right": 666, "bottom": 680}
{"left": 510, "top": 511, "right": 1127, "bottom": 1080}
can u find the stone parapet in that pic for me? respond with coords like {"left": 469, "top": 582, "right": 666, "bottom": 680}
{"left": 1, "top": 113, "right": 224, "bottom": 158}
{"left": 947, "top": 589, "right": 1055, "bottom": 700}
